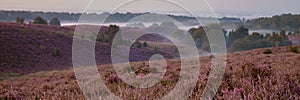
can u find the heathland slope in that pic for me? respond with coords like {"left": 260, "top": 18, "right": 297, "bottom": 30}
{"left": 0, "top": 23, "right": 174, "bottom": 75}
{"left": 0, "top": 44, "right": 299, "bottom": 99}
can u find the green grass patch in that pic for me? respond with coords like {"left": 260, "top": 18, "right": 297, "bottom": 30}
{"left": 0, "top": 72, "right": 22, "bottom": 81}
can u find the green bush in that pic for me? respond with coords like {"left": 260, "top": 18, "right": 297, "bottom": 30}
{"left": 263, "top": 49, "right": 272, "bottom": 54}
{"left": 154, "top": 46, "right": 158, "bottom": 52}
{"left": 143, "top": 42, "right": 148, "bottom": 47}
{"left": 53, "top": 48, "right": 62, "bottom": 57}
{"left": 49, "top": 18, "right": 61, "bottom": 26}
{"left": 289, "top": 46, "right": 298, "bottom": 53}
{"left": 32, "top": 16, "right": 48, "bottom": 25}
{"left": 210, "top": 55, "right": 216, "bottom": 59}
{"left": 15, "top": 17, "right": 24, "bottom": 24}
{"left": 135, "top": 41, "right": 142, "bottom": 48}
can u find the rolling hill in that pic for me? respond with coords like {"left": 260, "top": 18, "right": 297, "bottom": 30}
{"left": 0, "top": 23, "right": 175, "bottom": 75}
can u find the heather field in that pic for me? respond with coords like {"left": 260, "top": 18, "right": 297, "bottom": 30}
{"left": 0, "top": 45, "right": 300, "bottom": 99}
{"left": 0, "top": 23, "right": 300, "bottom": 99}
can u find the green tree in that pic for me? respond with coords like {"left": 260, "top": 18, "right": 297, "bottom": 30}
{"left": 228, "top": 26, "right": 249, "bottom": 47}
{"left": 172, "top": 29, "right": 185, "bottom": 40}
{"left": 143, "top": 42, "right": 148, "bottom": 47}
{"left": 134, "top": 40, "right": 142, "bottom": 48}
{"left": 53, "top": 48, "right": 62, "bottom": 57}
{"left": 99, "top": 25, "right": 120, "bottom": 44}
{"left": 229, "top": 38, "right": 253, "bottom": 52}
{"left": 160, "top": 21, "right": 178, "bottom": 29}
{"left": 49, "top": 18, "right": 61, "bottom": 26}
{"left": 279, "top": 30, "right": 288, "bottom": 40}
{"left": 246, "top": 32, "right": 263, "bottom": 41}
{"left": 32, "top": 16, "right": 48, "bottom": 25}
{"left": 15, "top": 17, "right": 24, "bottom": 24}
{"left": 188, "top": 27, "right": 208, "bottom": 49}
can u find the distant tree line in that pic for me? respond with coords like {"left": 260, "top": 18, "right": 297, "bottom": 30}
{"left": 0, "top": 10, "right": 242, "bottom": 25}
{"left": 189, "top": 26, "right": 292, "bottom": 52}
{"left": 16, "top": 16, "right": 61, "bottom": 26}
{"left": 245, "top": 14, "right": 300, "bottom": 31}
{"left": 0, "top": 10, "right": 80, "bottom": 22}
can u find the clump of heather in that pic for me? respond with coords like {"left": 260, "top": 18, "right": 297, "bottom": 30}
{"left": 263, "top": 49, "right": 272, "bottom": 54}
{"left": 217, "top": 58, "right": 300, "bottom": 99}
{"left": 289, "top": 46, "right": 298, "bottom": 53}
{"left": 0, "top": 45, "right": 299, "bottom": 99}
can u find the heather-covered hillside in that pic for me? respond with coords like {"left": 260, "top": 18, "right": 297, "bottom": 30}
{"left": 0, "top": 45, "right": 299, "bottom": 99}
{"left": 0, "top": 22, "right": 300, "bottom": 99}
{"left": 0, "top": 23, "right": 174, "bottom": 75}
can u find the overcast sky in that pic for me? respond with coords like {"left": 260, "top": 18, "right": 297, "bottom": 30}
{"left": 1, "top": 0, "right": 299, "bottom": 16}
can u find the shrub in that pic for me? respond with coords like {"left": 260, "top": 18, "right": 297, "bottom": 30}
{"left": 32, "top": 16, "right": 48, "bottom": 25}
{"left": 134, "top": 67, "right": 150, "bottom": 75}
{"left": 210, "top": 55, "right": 216, "bottom": 59}
{"left": 289, "top": 46, "right": 298, "bottom": 53}
{"left": 49, "top": 18, "right": 61, "bottom": 26}
{"left": 160, "top": 80, "right": 173, "bottom": 86}
{"left": 154, "top": 46, "right": 158, "bottom": 52}
{"left": 229, "top": 38, "right": 253, "bottom": 52}
{"left": 263, "top": 49, "right": 272, "bottom": 54}
{"left": 100, "top": 25, "right": 120, "bottom": 44}
{"left": 134, "top": 41, "right": 142, "bottom": 48}
{"left": 143, "top": 42, "right": 148, "bottom": 47}
{"left": 53, "top": 48, "right": 62, "bottom": 57}
{"left": 15, "top": 17, "right": 24, "bottom": 24}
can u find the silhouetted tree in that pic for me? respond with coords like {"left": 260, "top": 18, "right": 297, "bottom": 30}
{"left": 99, "top": 25, "right": 120, "bottom": 44}
{"left": 32, "top": 16, "right": 47, "bottom": 25}
{"left": 49, "top": 18, "right": 61, "bottom": 26}
{"left": 143, "top": 42, "right": 148, "bottom": 47}
{"left": 188, "top": 27, "right": 208, "bottom": 49}
{"left": 15, "top": 17, "right": 24, "bottom": 24}
{"left": 229, "top": 38, "right": 253, "bottom": 51}
{"left": 227, "top": 26, "right": 249, "bottom": 47}
{"left": 245, "top": 14, "right": 300, "bottom": 31}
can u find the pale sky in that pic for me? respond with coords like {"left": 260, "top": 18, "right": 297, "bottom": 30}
{"left": 1, "top": 0, "right": 299, "bottom": 15}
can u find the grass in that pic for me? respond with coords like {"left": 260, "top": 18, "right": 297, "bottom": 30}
{"left": 0, "top": 72, "right": 22, "bottom": 81}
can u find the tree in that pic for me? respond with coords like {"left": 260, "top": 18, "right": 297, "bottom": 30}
{"left": 99, "top": 25, "right": 120, "bottom": 44}
{"left": 160, "top": 21, "right": 178, "bottom": 29}
{"left": 279, "top": 30, "right": 288, "bottom": 40}
{"left": 188, "top": 27, "right": 208, "bottom": 49}
{"left": 245, "top": 14, "right": 300, "bottom": 31}
{"left": 143, "top": 42, "right": 148, "bottom": 47}
{"left": 227, "top": 26, "right": 249, "bottom": 47}
{"left": 15, "top": 17, "right": 24, "bottom": 24}
{"left": 32, "top": 16, "right": 48, "bottom": 25}
{"left": 134, "top": 40, "right": 142, "bottom": 48}
{"left": 172, "top": 29, "right": 185, "bottom": 39}
{"left": 49, "top": 18, "right": 61, "bottom": 26}
{"left": 53, "top": 48, "right": 62, "bottom": 57}
{"left": 246, "top": 32, "right": 263, "bottom": 41}
{"left": 229, "top": 38, "right": 253, "bottom": 52}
